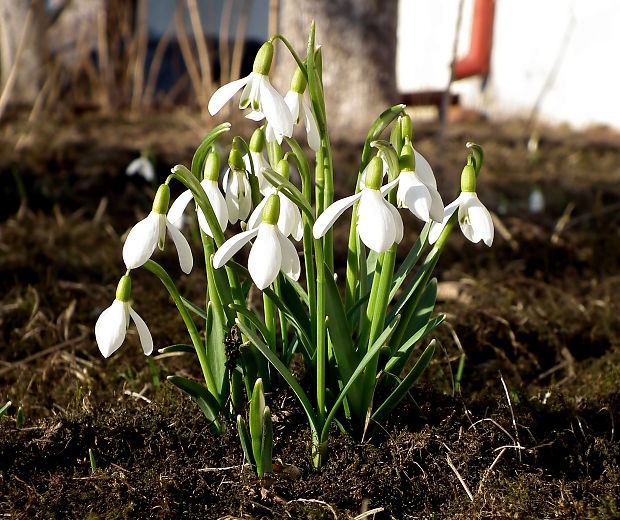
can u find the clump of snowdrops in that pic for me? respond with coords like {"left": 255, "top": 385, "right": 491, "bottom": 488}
{"left": 95, "top": 23, "right": 493, "bottom": 471}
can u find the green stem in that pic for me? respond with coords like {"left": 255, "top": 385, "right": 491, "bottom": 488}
{"left": 314, "top": 238, "right": 326, "bottom": 427}
{"left": 269, "top": 34, "right": 307, "bottom": 79}
{"left": 142, "top": 260, "right": 219, "bottom": 402}
{"left": 263, "top": 291, "right": 277, "bottom": 351}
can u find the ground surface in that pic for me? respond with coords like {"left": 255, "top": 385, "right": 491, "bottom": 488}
{"left": 1, "top": 108, "right": 620, "bottom": 519}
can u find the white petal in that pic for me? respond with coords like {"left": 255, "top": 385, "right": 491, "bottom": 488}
{"left": 248, "top": 224, "right": 282, "bottom": 290}
{"left": 212, "top": 228, "right": 259, "bottom": 268}
{"left": 301, "top": 99, "right": 321, "bottom": 151}
{"left": 427, "top": 183, "right": 445, "bottom": 223}
{"left": 380, "top": 176, "right": 401, "bottom": 196}
{"left": 128, "top": 306, "right": 153, "bottom": 355}
{"left": 284, "top": 90, "right": 301, "bottom": 122}
{"left": 245, "top": 110, "right": 265, "bottom": 121}
{"left": 313, "top": 192, "right": 363, "bottom": 239}
{"left": 259, "top": 77, "right": 294, "bottom": 137}
{"left": 126, "top": 157, "right": 154, "bottom": 182}
{"left": 357, "top": 190, "right": 396, "bottom": 253}
{"left": 278, "top": 193, "right": 301, "bottom": 238}
{"left": 458, "top": 194, "right": 494, "bottom": 246}
{"left": 247, "top": 197, "right": 268, "bottom": 230}
{"left": 240, "top": 73, "right": 260, "bottom": 109}
{"left": 277, "top": 231, "right": 301, "bottom": 281}
{"left": 167, "top": 189, "right": 194, "bottom": 229}
{"left": 238, "top": 174, "right": 253, "bottom": 221}
{"left": 166, "top": 220, "right": 193, "bottom": 274}
{"left": 95, "top": 299, "right": 128, "bottom": 358}
{"left": 199, "top": 180, "right": 228, "bottom": 236}
{"left": 208, "top": 75, "right": 250, "bottom": 115}
{"left": 428, "top": 193, "right": 466, "bottom": 244}
{"left": 387, "top": 203, "right": 404, "bottom": 244}
{"left": 414, "top": 149, "right": 437, "bottom": 188}
{"left": 226, "top": 172, "right": 240, "bottom": 224}
{"left": 293, "top": 216, "right": 304, "bottom": 242}
{"left": 122, "top": 212, "right": 161, "bottom": 269}
{"left": 399, "top": 172, "right": 432, "bottom": 222}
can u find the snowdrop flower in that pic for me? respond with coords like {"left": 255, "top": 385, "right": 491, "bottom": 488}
{"left": 429, "top": 159, "right": 494, "bottom": 246}
{"left": 95, "top": 275, "right": 153, "bottom": 358}
{"left": 314, "top": 156, "right": 403, "bottom": 253}
{"left": 126, "top": 155, "right": 155, "bottom": 182}
{"left": 223, "top": 147, "right": 253, "bottom": 224}
{"left": 122, "top": 184, "right": 193, "bottom": 273}
{"left": 243, "top": 127, "right": 271, "bottom": 195}
{"left": 208, "top": 41, "right": 293, "bottom": 140}
{"left": 396, "top": 140, "right": 444, "bottom": 223}
{"left": 247, "top": 159, "right": 303, "bottom": 241}
{"left": 167, "top": 151, "right": 228, "bottom": 237}
{"left": 528, "top": 184, "right": 545, "bottom": 214}
{"left": 213, "top": 194, "right": 301, "bottom": 290}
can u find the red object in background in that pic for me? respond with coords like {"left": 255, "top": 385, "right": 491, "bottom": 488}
{"left": 453, "top": 0, "right": 495, "bottom": 80}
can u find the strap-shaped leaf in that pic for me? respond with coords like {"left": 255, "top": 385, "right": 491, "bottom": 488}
{"left": 321, "top": 316, "right": 401, "bottom": 442}
{"left": 360, "top": 104, "right": 406, "bottom": 170}
{"left": 262, "top": 167, "right": 314, "bottom": 222}
{"left": 229, "top": 304, "right": 272, "bottom": 347}
{"left": 372, "top": 340, "right": 435, "bottom": 425}
{"left": 181, "top": 296, "right": 208, "bottom": 320}
{"left": 191, "top": 122, "right": 231, "bottom": 178}
{"left": 390, "top": 222, "right": 430, "bottom": 301}
{"left": 250, "top": 378, "right": 265, "bottom": 474}
{"left": 237, "top": 415, "right": 255, "bottom": 468}
{"left": 0, "top": 401, "right": 11, "bottom": 418}
{"left": 206, "top": 302, "right": 228, "bottom": 399}
{"left": 394, "top": 278, "right": 437, "bottom": 353}
{"left": 167, "top": 375, "right": 223, "bottom": 433}
{"left": 235, "top": 319, "right": 319, "bottom": 438}
{"left": 260, "top": 407, "right": 274, "bottom": 476}
{"left": 158, "top": 344, "right": 195, "bottom": 354}
{"left": 385, "top": 314, "right": 445, "bottom": 376}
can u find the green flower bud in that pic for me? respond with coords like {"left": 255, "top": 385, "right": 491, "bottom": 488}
{"left": 400, "top": 114, "right": 412, "bottom": 141}
{"left": 253, "top": 41, "right": 274, "bottom": 76}
{"left": 249, "top": 127, "right": 266, "bottom": 153}
{"left": 228, "top": 147, "right": 245, "bottom": 172}
{"left": 152, "top": 184, "right": 170, "bottom": 214}
{"left": 460, "top": 159, "right": 477, "bottom": 193}
{"left": 276, "top": 158, "right": 290, "bottom": 180}
{"left": 290, "top": 66, "right": 307, "bottom": 94}
{"left": 399, "top": 142, "right": 416, "bottom": 172}
{"left": 203, "top": 150, "right": 220, "bottom": 181}
{"left": 262, "top": 194, "right": 280, "bottom": 225}
{"left": 365, "top": 156, "right": 384, "bottom": 190}
{"left": 116, "top": 275, "right": 132, "bottom": 302}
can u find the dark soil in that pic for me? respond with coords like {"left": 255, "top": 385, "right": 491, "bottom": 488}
{"left": 1, "top": 109, "right": 620, "bottom": 519}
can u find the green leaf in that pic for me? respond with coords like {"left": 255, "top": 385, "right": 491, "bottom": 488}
{"left": 321, "top": 316, "right": 401, "bottom": 442}
{"left": 191, "top": 122, "right": 231, "bottom": 178}
{"left": 237, "top": 415, "right": 255, "bottom": 468}
{"left": 262, "top": 167, "right": 314, "bottom": 222}
{"left": 181, "top": 296, "right": 207, "bottom": 320}
{"left": 0, "top": 401, "right": 11, "bottom": 418}
{"left": 260, "top": 407, "right": 274, "bottom": 476}
{"left": 167, "top": 376, "right": 223, "bottom": 434}
{"left": 235, "top": 320, "right": 319, "bottom": 438}
{"left": 250, "top": 378, "right": 265, "bottom": 475}
{"left": 390, "top": 222, "right": 430, "bottom": 301}
{"left": 385, "top": 314, "right": 445, "bottom": 376}
{"left": 466, "top": 142, "right": 484, "bottom": 176}
{"left": 360, "top": 104, "right": 406, "bottom": 170}
{"left": 370, "top": 139, "right": 400, "bottom": 182}
{"left": 206, "top": 303, "right": 228, "bottom": 400}
{"left": 229, "top": 304, "right": 272, "bottom": 347}
{"left": 371, "top": 340, "right": 435, "bottom": 425}
{"left": 396, "top": 278, "right": 437, "bottom": 351}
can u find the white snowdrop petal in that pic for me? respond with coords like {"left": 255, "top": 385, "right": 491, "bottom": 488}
{"left": 284, "top": 90, "right": 301, "bottom": 122}
{"left": 313, "top": 192, "right": 363, "bottom": 239}
{"left": 460, "top": 196, "right": 494, "bottom": 246}
{"left": 129, "top": 307, "right": 153, "bottom": 356}
{"left": 248, "top": 225, "right": 282, "bottom": 290}
{"left": 245, "top": 110, "right": 265, "bottom": 121}
{"left": 213, "top": 228, "right": 259, "bottom": 268}
{"left": 247, "top": 198, "right": 268, "bottom": 230}
{"left": 166, "top": 220, "right": 193, "bottom": 274}
{"left": 388, "top": 203, "right": 404, "bottom": 244}
{"left": 208, "top": 75, "right": 250, "bottom": 115}
{"left": 401, "top": 174, "right": 432, "bottom": 223}
{"left": 240, "top": 74, "right": 260, "bottom": 109}
{"left": 428, "top": 194, "right": 465, "bottom": 244}
{"left": 167, "top": 189, "right": 194, "bottom": 229}
{"left": 380, "top": 176, "right": 401, "bottom": 196}
{"left": 414, "top": 149, "right": 437, "bottom": 188}
{"left": 238, "top": 174, "right": 253, "bottom": 221}
{"left": 122, "top": 212, "right": 161, "bottom": 269}
{"left": 278, "top": 194, "right": 300, "bottom": 238}
{"left": 302, "top": 99, "right": 321, "bottom": 151}
{"left": 202, "top": 180, "right": 229, "bottom": 232}
{"left": 357, "top": 190, "right": 396, "bottom": 253}
{"left": 95, "top": 300, "right": 128, "bottom": 358}
{"left": 259, "top": 78, "right": 293, "bottom": 137}
{"left": 427, "top": 184, "right": 445, "bottom": 223}
{"left": 277, "top": 231, "right": 301, "bottom": 280}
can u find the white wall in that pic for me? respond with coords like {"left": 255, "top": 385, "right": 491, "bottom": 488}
{"left": 397, "top": 0, "right": 620, "bottom": 130}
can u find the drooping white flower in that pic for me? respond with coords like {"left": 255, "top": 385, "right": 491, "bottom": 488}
{"left": 208, "top": 42, "right": 293, "bottom": 140}
{"left": 429, "top": 161, "right": 494, "bottom": 247}
{"left": 126, "top": 155, "right": 155, "bottom": 182}
{"left": 396, "top": 141, "right": 444, "bottom": 223}
{"left": 122, "top": 184, "right": 193, "bottom": 273}
{"left": 314, "top": 156, "right": 403, "bottom": 253}
{"left": 247, "top": 159, "right": 303, "bottom": 241}
{"left": 224, "top": 148, "right": 253, "bottom": 224}
{"left": 213, "top": 194, "right": 301, "bottom": 290}
{"left": 95, "top": 275, "right": 153, "bottom": 358}
{"left": 167, "top": 155, "right": 228, "bottom": 237}
{"left": 283, "top": 90, "right": 320, "bottom": 151}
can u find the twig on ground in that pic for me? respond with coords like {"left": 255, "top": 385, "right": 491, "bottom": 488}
{"left": 477, "top": 447, "right": 507, "bottom": 495}
{"left": 499, "top": 372, "right": 523, "bottom": 462}
{"left": 446, "top": 453, "right": 473, "bottom": 501}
